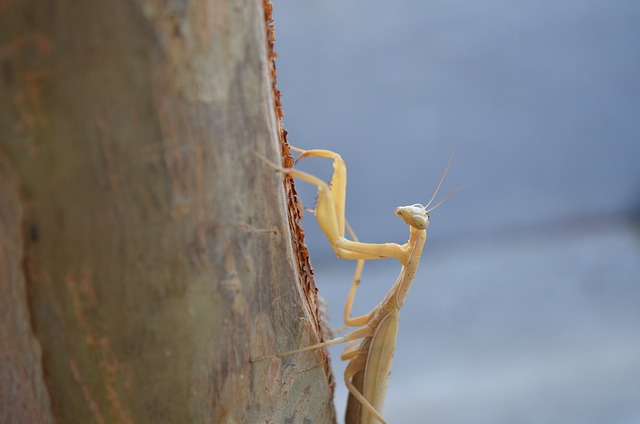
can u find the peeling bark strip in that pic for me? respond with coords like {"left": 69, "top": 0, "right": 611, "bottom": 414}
{"left": 0, "top": 0, "right": 335, "bottom": 422}
{"left": 263, "top": 0, "right": 336, "bottom": 389}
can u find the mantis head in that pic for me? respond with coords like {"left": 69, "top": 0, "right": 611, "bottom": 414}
{"left": 395, "top": 204, "right": 430, "bottom": 230}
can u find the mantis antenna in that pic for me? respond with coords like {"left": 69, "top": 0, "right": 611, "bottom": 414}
{"left": 423, "top": 146, "right": 457, "bottom": 211}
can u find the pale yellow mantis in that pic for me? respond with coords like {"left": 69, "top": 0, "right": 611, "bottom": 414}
{"left": 262, "top": 146, "right": 455, "bottom": 424}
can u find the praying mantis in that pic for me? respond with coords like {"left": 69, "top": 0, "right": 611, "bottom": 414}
{"left": 262, "top": 146, "right": 455, "bottom": 424}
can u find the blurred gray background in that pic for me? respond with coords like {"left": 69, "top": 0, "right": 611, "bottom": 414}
{"left": 271, "top": 1, "right": 640, "bottom": 423}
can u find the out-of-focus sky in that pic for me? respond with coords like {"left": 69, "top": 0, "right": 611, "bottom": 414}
{"left": 271, "top": 1, "right": 640, "bottom": 423}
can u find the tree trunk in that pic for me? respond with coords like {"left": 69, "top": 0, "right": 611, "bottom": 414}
{"left": 0, "top": 1, "right": 335, "bottom": 422}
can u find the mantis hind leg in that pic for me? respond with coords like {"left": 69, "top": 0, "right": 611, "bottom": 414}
{"left": 344, "top": 357, "right": 387, "bottom": 424}
{"left": 278, "top": 325, "right": 372, "bottom": 357}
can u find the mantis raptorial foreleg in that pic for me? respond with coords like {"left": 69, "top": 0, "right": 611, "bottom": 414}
{"left": 261, "top": 146, "right": 456, "bottom": 424}
{"left": 269, "top": 148, "right": 411, "bottom": 264}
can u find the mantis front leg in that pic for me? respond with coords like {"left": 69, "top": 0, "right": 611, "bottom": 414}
{"left": 284, "top": 148, "right": 410, "bottom": 265}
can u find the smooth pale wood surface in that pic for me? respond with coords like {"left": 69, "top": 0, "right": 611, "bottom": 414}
{"left": 0, "top": 0, "right": 335, "bottom": 422}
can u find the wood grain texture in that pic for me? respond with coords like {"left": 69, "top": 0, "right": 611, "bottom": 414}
{"left": 0, "top": 0, "right": 335, "bottom": 422}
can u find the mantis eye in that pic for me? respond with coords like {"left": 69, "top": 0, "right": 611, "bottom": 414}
{"left": 412, "top": 215, "right": 428, "bottom": 230}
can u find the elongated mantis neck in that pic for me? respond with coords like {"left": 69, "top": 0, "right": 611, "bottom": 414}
{"left": 395, "top": 227, "right": 427, "bottom": 308}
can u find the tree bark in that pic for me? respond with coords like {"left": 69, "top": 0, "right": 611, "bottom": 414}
{"left": 0, "top": 1, "right": 335, "bottom": 422}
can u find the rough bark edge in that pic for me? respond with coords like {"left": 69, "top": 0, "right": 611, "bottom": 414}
{"left": 0, "top": 154, "right": 55, "bottom": 423}
{"left": 262, "top": 0, "right": 335, "bottom": 391}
